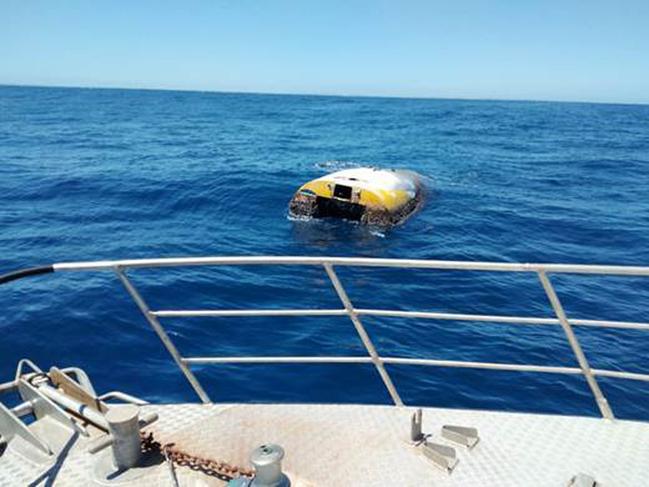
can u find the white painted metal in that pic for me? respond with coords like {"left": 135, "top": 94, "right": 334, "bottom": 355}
{"left": 181, "top": 356, "right": 649, "bottom": 382}
{"left": 323, "top": 263, "right": 404, "bottom": 406}
{"left": 5, "top": 255, "right": 649, "bottom": 484}
{"left": 538, "top": 271, "right": 614, "bottom": 419}
{"left": 97, "top": 391, "right": 149, "bottom": 405}
{"left": 183, "top": 356, "right": 581, "bottom": 374}
{"left": 183, "top": 356, "right": 373, "bottom": 364}
{"left": 10, "top": 401, "right": 33, "bottom": 418}
{"left": 0, "top": 380, "right": 16, "bottom": 394}
{"left": 0, "top": 401, "right": 52, "bottom": 456}
{"left": 154, "top": 307, "right": 649, "bottom": 331}
{"left": 591, "top": 369, "right": 649, "bottom": 381}
{"left": 356, "top": 309, "right": 649, "bottom": 331}
{"left": 45, "top": 256, "right": 649, "bottom": 417}
{"left": 153, "top": 309, "right": 347, "bottom": 318}
{"left": 105, "top": 405, "right": 141, "bottom": 470}
{"left": 381, "top": 357, "right": 583, "bottom": 374}
{"left": 114, "top": 268, "right": 211, "bottom": 404}
{"left": 52, "top": 255, "right": 649, "bottom": 275}
{"left": 36, "top": 383, "right": 107, "bottom": 429}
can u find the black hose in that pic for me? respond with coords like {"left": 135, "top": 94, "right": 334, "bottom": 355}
{"left": 0, "top": 265, "right": 54, "bottom": 285}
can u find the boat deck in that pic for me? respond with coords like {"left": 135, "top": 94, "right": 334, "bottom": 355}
{"left": 3, "top": 256, "right": 649, "bottom": 485}
{"left": 2, "top": 402, "right": 648, "bottom": 486}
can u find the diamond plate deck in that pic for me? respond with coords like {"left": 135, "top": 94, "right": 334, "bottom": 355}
{"left": 1, "top": 403, "right": 647, "bottom": 486}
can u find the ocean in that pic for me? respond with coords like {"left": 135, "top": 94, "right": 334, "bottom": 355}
{"left": 1, "top": 85, "right": 649, "bottom": 419}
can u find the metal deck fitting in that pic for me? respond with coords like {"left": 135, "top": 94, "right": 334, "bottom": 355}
{"left": 441, "top": 425, "right": 480, "bottom": 449}
{"left": 2, "top": 255, "right": 649, "bottom": 485}
{"left": 2, "top": 402, "right": 648, "bottom": 485}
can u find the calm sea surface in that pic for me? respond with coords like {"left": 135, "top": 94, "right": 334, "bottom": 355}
{"left": 1, "top": 85, "right": 649, "bottom": 419}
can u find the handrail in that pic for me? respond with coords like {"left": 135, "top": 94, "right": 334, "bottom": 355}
{"left": 114, "top": 268, "right": 211, "bottom": 404}
{"left": 5, "top": 255, "right": 649, "bottom": 419}
{"left": 50, "top": 256, "right": 649, "bottom": 275}
{"left": 151, "top": 309, "right": 649, "bottom": 331}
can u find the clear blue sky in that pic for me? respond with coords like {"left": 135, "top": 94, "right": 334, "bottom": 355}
{"left": 2, "top": 0, "right": 648, "bottom": 103}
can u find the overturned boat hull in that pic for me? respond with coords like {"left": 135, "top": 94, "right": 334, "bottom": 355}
{"left": 289, "top": 167, "right": 423, "bottom": 226}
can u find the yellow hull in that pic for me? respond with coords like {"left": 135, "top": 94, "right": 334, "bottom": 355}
{"left": 297, "top": 179, "right": 415, "bottom": 213}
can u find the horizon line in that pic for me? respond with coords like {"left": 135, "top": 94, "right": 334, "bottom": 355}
{"left": 1, "top": 82, "right": 648, "bottom": 107}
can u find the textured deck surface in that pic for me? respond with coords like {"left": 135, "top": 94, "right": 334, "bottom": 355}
{"left": 1, "top": 403, "right": 648, "bottom": 486}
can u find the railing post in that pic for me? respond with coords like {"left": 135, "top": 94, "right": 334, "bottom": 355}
{"left": 537, "top": 270, "right": 614, "bottom": 419}
{"left": 323, "top": 263, "right": 404, "bottom": 406}
{"left": 115, "top": 268, "right": 211, "bottom": 404}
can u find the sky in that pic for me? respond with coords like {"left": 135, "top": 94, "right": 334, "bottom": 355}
{"left": 1, "top": 0, "right": 648, "bottom": 104}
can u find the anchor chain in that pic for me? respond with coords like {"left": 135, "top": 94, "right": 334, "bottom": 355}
{"left": 140, "top": 431, "right": 254, "bottom": 481}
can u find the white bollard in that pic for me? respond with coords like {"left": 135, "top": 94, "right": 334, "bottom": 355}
{"left": 105, "top": 405, "right": 141, "bottom": 470}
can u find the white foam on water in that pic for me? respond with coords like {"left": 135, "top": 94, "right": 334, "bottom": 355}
{"left": 314, "top": 160, "right": 368, "bottom": 171}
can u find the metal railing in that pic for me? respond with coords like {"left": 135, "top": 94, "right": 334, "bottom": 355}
{"left": 19, "top": 256, "right": 649, "bottom": 419}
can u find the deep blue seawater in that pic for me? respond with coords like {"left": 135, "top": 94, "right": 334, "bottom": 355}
{"left": 2, "top": 85, "right": 649, "bottom": 420}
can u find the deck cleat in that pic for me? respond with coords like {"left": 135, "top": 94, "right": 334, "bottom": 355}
{"left": 422, "top": 440, "right": 458, "bottom": 473}
{"left": 441, "top": 424, "right": 480, "bottom": 449}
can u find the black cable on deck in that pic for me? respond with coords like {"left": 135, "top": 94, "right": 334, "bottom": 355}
{"left": 0, "top": 265, "right": 54, "bottom": 285}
